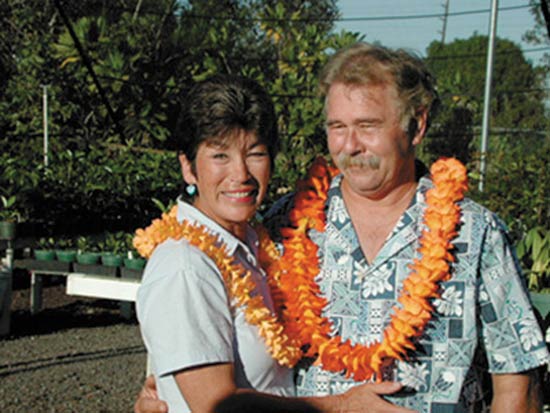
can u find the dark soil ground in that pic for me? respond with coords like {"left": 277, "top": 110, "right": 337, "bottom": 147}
{"left": 0, "top": 270, "right": 146, "bottom": 413}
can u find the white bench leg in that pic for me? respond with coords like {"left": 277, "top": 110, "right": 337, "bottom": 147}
{"left": 30, "top": 271, "right": 43, "bottom": 315}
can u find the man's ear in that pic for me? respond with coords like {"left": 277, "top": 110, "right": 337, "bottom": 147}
{"left": 411, "top": 110, "right": 428, "bottom": 147}
{"left": 179, "top": 153, "right": 197, "bottom": 185}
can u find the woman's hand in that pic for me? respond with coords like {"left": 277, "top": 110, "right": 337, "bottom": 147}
{"left": 134, "top": 375, "right": 168, "bottom": 413}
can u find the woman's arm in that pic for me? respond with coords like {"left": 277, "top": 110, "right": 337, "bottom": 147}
{"left": 174, "top": 363, "right": 237, "bottom": 413}
{"left": 135, "top": 370, "right": 416, "bottom": 413}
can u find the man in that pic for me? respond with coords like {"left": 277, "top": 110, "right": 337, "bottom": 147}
{"left": 136, "top": 42, "right": 549, "bottom": 412}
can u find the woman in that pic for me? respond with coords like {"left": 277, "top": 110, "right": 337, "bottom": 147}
{"left": 136, "top": 75, "right": 404, "bottom": 413}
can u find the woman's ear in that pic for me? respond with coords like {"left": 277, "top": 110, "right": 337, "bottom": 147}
{"left": 179, "top": 153, "right": 197, "bottom": 185}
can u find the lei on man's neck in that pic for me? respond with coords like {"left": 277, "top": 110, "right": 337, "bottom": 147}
{"left": 134, "top": 157, "right": 468, "bottom": 381}
{"left": 261, "top": 157, "right": 468, "bottom": 381}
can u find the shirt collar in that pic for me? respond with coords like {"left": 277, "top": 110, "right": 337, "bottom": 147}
{"left": 175, "top": 197, "right": 258, "bottom": 256}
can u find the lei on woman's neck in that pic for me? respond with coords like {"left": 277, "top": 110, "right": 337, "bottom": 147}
{"left": 134, "top": 157, "right": 468, "bottom": 380}
{"left": 133, "top": 207, "right": 302, "bottom": 367}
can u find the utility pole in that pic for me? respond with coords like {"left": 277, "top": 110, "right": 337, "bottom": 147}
{"left": 440, "top": 0, "right": 450, "bottom": 45}
{"left": 479, "top": 0, "right": 499, "bottom": 192}
{"left": 42, "top": 84, "right": 49, "bottom": 167}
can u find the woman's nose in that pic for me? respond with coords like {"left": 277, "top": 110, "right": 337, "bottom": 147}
{"left": 231, "top": 156, "right": 251, "bottom": 181}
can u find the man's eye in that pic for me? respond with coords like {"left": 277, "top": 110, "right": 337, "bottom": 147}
{"left": 212, "top": 153, "right": 228, "bottom": 159}
{"left": 249, "top": 151, "right": 268, "bottom": 157}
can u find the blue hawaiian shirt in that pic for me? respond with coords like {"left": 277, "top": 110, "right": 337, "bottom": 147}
{"left": 268, "top": 172, "right": 550, "bottom": 413}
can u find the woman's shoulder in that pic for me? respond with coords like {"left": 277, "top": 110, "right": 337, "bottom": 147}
{"left": 141, "top": 237, "right": 221, "bottom": 287}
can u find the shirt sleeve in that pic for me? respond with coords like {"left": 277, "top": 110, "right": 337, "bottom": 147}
{"left": 137, "top": 238, "right": 235, "bottom": 377}
{"left": 478, "top": 214, "right": 550, "bottom": 373}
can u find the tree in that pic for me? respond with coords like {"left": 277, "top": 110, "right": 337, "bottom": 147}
{"left": 426, "top": 35, "right": 547, "bottom": 131}
{"left": 425, "top": 35, "right": 550, "bottom": 241}
{"left": 524, "top": 0, "right": 550, "bottom": 70}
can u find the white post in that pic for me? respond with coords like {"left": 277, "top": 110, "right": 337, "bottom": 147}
{"left": 479, "top": 0, "right": 499, "bottom": 192}
{"left": 42, "top": 85, "right": 49, "bottom": 167}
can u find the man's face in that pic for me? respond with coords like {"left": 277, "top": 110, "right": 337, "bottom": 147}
{"left": 325, "top": 82, "right": 422, "bottom": 200}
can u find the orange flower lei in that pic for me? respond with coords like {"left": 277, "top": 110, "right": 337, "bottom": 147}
{"left": 259, "top": 156, "right": 468, "bottom": 382}
{"left": 133, "top": 208, "right": 302, "bottom": 367}
{"left": 134, "top": 157, "right": 467, "bottom": 380}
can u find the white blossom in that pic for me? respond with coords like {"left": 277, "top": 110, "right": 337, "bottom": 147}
{"left": 433, "top": 285, "right": 463, "bottom": 316}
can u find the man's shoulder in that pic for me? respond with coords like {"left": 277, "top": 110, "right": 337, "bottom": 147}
{"left": 461, "top": 197, "right": 507, "bottom": 226}
{"left": 262, "top": 192, "right": 295, "bottom": 239}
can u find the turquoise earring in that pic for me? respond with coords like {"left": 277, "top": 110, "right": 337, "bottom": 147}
{"left": 185, "top": 184, "right": 197, "bottom": 196}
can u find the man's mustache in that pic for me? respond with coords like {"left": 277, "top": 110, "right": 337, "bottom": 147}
{"left": 337, "top": 154, "right": 381, "bottom": 170}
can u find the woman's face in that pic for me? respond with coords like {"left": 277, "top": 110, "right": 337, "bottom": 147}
{"left": 180, "top": 129, "right": 271, "bottom": 239}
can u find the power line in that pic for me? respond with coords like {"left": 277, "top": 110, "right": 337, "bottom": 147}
{"left": 426, "top": 46, "right": 550, "bottom": 61}
{"left": 335, "top": 4, "right": 532, "bottom": 22}
{"left": 93, "top": 71, "right": 550, "bottom": 101}
{"left": 53, "top": 0, "right": 126, "bottom": 140}
{"left": 176, "top": 3, "right": 534, "bottom": 23}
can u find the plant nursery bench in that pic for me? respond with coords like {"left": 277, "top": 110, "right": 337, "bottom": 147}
{"left": 65, "top": 273, "right": 140, "bottom": 302}
{"left": 12, "top": 259, "right": 141, "bottom": 318}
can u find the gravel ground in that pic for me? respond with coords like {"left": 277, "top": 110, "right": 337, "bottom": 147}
{"left": 2, "top": 272, "right": 549, "bottom": 413}
{"left": 0, "top": 272, "right": 146, "bottom": 413}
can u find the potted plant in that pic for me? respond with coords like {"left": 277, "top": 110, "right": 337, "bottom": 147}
{"left": 32, "top": 237, "right": 73, "bottom": 272}
{"left": 73, "top": 235, "right": 117, "bottom": 276}
{"left": 55, "top": 238, "right": 77, "bottom": 263}
{"left": 100, "top": 232, "right": 126, "bottom": 268}
{"left": 75, "top": 236, "right": 101, "bottom": 265}
{"left": 0, "top": 195, "right": 21, "bottom": 241}
{"left": 34, "top": 237, "right": 56, "bottom": 261}
{"left": 121, "top": 233, "right": 146, "bottom": 280}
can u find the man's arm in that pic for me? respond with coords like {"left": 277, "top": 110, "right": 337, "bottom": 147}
{"left": 134, "top": 373, "right": 418, "bottom": 413}
{"left": 490, "top": 369, "right": 542, "bottom": 413}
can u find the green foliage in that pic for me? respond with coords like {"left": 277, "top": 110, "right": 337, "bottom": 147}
{"left": 37, "top": 237, "right": 56, "bottom": 250}
{"left": 469, "top": 146, "right": 549, "bottom": 239}
{"left": 55, "top": 237, "right": 76, "bottom": 250}
{"left": 0, "top": 145, "right": 181, "bottom": 237}
{"left": 100, "top": 231, "right": 128, "bottom": 255}
{"left": 0, "top": 0, "right": 356, "bottom": 211}
{"left": 1, "top": 1, "right": 547, "bottom": 286}
{"left": 76, "top": 235, "right": 99, "bottom": 253}
{"left": 516, "top": 226, "right": 550, "bottom": 292}
{"left": 524, "top": 0, "right": 550, "bottom": 70}
{"left": 426, "top": 35, "right": 548, "bottom": 131}
{"left": 0, "top": 195, "right": 21, "bottom": 222}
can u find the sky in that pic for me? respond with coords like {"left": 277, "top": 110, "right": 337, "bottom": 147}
{"left": 334, "top": 0, "right": 547, "bottom": 66}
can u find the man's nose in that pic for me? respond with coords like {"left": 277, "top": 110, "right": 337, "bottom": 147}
{"left": 343, "top": 127, "right": 362, "bottom": 154}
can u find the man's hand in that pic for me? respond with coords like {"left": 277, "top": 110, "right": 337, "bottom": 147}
{"left": 337, "top": 382, "right": 417, "bottom": 412}
{"left": 134, "top": 375, "right": 168, "bottom": 413}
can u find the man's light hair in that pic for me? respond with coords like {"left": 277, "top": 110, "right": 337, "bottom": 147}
{"left": 320, "top": 42, "right": 439, "bottom": 135}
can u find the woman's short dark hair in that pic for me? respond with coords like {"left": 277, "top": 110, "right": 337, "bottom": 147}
{"left": 174, "top": 74, "right": 279, "bottom": 167}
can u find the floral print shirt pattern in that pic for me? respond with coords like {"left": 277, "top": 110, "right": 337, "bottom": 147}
{"left": 270, "top": 173, "right": 549, "bottom": 413}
